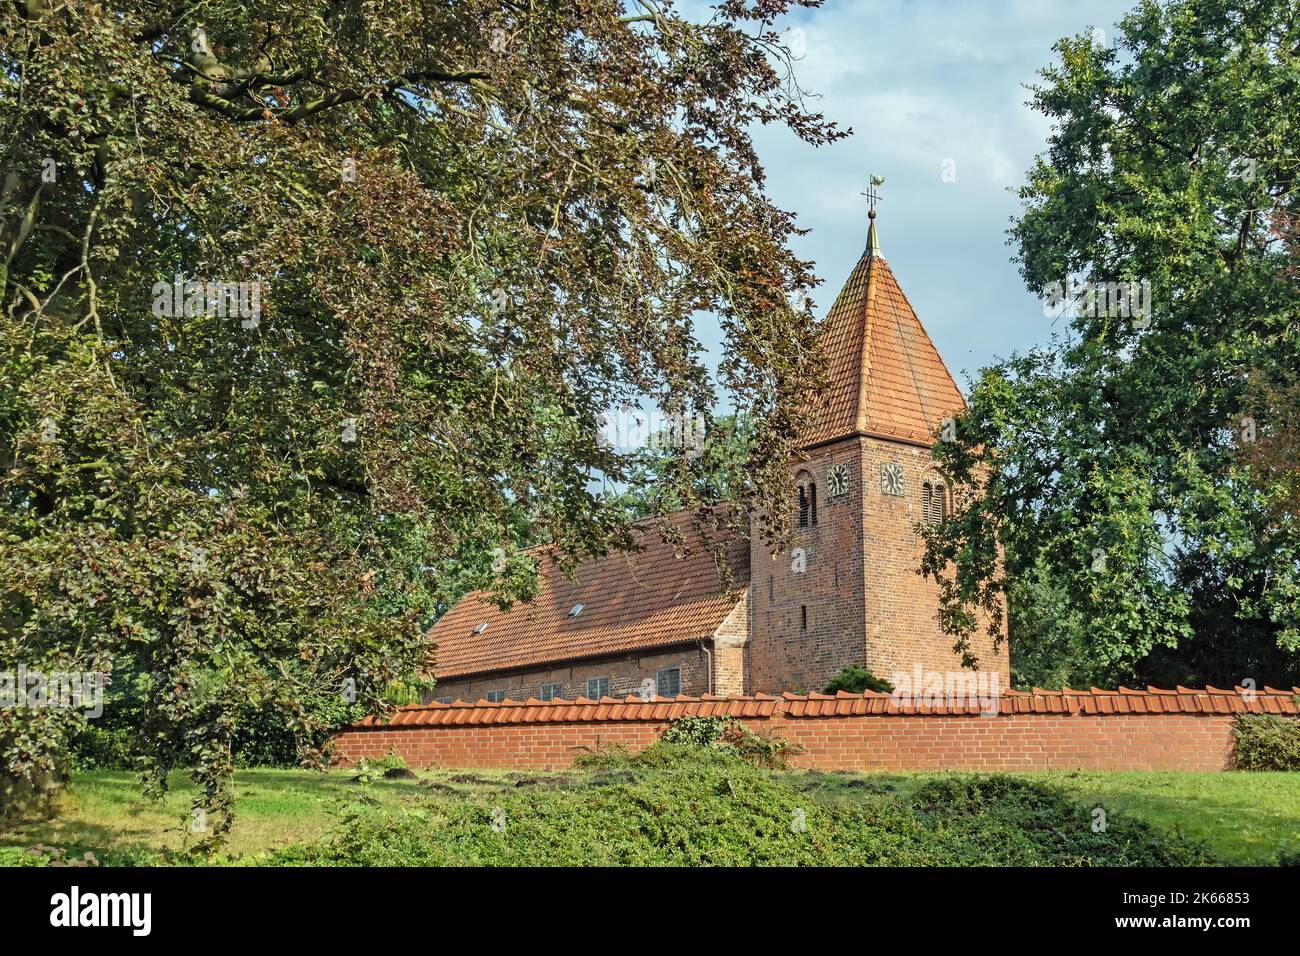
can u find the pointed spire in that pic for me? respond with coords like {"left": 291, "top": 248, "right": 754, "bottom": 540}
{"left": 866, "top": 207, "right": 881, "bottom": 257}
{"left": 863, "top": 174, "right": 884, "bottom": 257}
{"left": 795, "top": 197, "right": 965, "bottom": 450}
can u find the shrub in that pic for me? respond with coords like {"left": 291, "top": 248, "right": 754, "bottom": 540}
{"left": 655, "top": 715, "right": 802, "bottom": 769}
{"left": 716, "top": 722, "right": 803, "bottom": 770}
{"left": 904, "top": 776, "right": 1214, "bottom": 867}
{"left": 274, "top": 748, "right": 1214, "bottom": 867}
{"left": 350, "top": 750, "right": 410, "bottom": 783}
{"left": 822, "top": 665, "right": 894, "bottom": 695}
{"left": 1233, "top": 714, "right": 1300, "bottom": 770}
{"left": 659, "top": 715, "right": 730, "bottom": 747}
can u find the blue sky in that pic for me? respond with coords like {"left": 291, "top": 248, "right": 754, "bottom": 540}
{"left": 695, "top": 0, "right": 1137, "bottom": 397}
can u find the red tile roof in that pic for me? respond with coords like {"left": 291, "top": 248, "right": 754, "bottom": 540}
{"left": 353, "top": 686, "right": 1300, "bottom": 727}
{"left": 429, "top": 513, "right": 748, "bottom": 679}
{"left": 797, "top": 243, "right": 966, "bottom": 448}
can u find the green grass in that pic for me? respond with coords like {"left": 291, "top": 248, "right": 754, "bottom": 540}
{"left": 1019, "top": 770, "right": 1300, "bottom": 865}
{"left": 1, "top": 767, "right": 517, "bottom": 865}
{"left": 269, "top": 748, "right": 1215, "bottom": 866}
{"left": 791, "top": 769, "right": 1300, "bottom": 866}
{"left": 4, "top": 761, "right": 1296, "bottom": 866}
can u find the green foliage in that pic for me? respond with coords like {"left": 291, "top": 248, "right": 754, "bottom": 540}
{"left": 658, "top": 715, "right": 731, "bottom": 748}
{"left": 904, "top": 776, "right": 1212, "bottom": 866}
{"left": 1234, "top": 715, "right": 1300, "bottom": 771}
{"left": 273, "top": 747, "right": 1213, "bottom": 866}
{"left": 66, "top": 664, "right": 372, "bottom": 771}
{"left": 716, "top": 723, "right": 803, "bottom": 771}
{"left": 923, "top": 0, "right": 1300, "bottom": 685}
{"left": 822, "top": 665, "right": 895, "bottom": 695}
{"left": 0, "top": 2, "right": 841, "bottom": 845}
{"left": 349, "top": 750, "right": 409, "bottom": 784}
{"left": 606, "top": 415, "right": 755, "bottom": 519}
{"left": 652, "top": 716, "right": 802, "bottom": 769}
{"left": 9, "top": 765, "right": 1291, "bottom": 866}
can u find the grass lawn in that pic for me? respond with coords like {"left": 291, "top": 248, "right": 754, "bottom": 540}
{"left": 792, "top": 769, "right": 1300, "bottom": 866}
{"left": 4, "top": 765, "right": 1297, "bottom": 866}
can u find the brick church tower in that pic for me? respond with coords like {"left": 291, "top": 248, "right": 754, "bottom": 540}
{"left": 746, "top": 205, "right": 1009, "bottom": 693}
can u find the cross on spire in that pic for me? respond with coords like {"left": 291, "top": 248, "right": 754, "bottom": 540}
{"left": 861, "top": 173, "right": 884, "bottom": 255}
{"left": 861, "top": 173, "right": 885, "bottom": 217}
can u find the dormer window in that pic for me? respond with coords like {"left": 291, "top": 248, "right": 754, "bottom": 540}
{"left": 922, "top": 481, "right": 947, "bottom": 525}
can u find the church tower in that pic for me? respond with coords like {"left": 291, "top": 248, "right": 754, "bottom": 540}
{"left": 747, "top": 196, "right": 1009, "bottom": 693}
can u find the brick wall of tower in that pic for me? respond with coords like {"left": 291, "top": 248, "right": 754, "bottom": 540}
{"left": 748, "top": 437, "right": 869, "bottom": 695}
{"left": 858, "top": 436, "right": 1007, "bottom": 684}
{"left": 746, "top": 435, "right": 1009, "bottom": 696}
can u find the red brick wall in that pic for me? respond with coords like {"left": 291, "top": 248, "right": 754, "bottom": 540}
{"left": 431, "top": 646, "right": 711, "bottom": 703}
{"left": 712, "top": 592, "right": 748, "bottom": 696}
{"left": 859, "top": 437, "right": 1007, "bottom": 681}
{"left": 749, "top": 439, "right": 869, "bottom": 694}
{"left": 747, "top": 435, "right": 1009, "bottom": 697}
{"left": 333, "top": 712, "right": 1236, "bottom": 772}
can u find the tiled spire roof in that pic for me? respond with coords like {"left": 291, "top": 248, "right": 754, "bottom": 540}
{"left": 797, "top": 218, "right": 966, "bottom": 448}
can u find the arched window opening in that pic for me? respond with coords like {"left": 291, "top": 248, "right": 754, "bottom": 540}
{"left": 922, "top": 481, "right": 947, "bottom": 525}
{"left": 810, "top": 482, "right": 818, "bottom": 527}
{"left": 795, "top": 471, "right": 813, "bottom": 528}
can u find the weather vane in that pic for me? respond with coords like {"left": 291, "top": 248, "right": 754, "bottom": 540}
{"left": 862, "top": 173, "right": 885, "bottom": 218}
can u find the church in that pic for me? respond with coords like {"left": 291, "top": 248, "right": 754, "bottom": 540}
{"left": 427, "top": 208, "right": 1009, "bottom": 702}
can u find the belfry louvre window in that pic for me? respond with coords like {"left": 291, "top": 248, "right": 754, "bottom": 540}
{"left": 796, "top": 472, "right": 817, "bottom": 528}
{"left": 922, "top": 482, "right": 947, "bottom": 525}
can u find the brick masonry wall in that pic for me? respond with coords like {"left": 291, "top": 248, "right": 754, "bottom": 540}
{"left": 858, "top": 436, "right": 1008, "bottom": 683}
{"left": 749, "top": 439, "right": 868, "bottom": 694}
{"left": 333, "top": 712, "right": 1237, "bottom": 772}
{"left": 712, "top": 591, "right": 748, "bottom": 696}
{"left": 430, "top": 646, "right": 712, "bottom": 703}
{"left": 747, "top": 435, "right": 1008, "bottom": 697}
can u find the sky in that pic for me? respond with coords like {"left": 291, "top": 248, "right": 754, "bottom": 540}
{"left": 688, "top": 0, "right": 1137, "bottom": 398}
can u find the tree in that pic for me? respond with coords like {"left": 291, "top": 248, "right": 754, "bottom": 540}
{"left": 604, "top": 413, "right": 754, "bottom": 519}
{"left": 0, "top": 0, "right": 842, "bottom": 844}
{"left": 822, "top": 665, "right": 893, "bottom": 695}
{"left": 922, "top": 0, "right": 1300, "bottom": 688}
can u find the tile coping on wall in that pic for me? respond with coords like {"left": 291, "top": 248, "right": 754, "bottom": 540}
{"left": 348, "top": 686, "right": 1300, "bottom": 728}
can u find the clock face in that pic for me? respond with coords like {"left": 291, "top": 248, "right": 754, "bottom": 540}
{"left": 880, "top": 462, "right": 905, "bottom": 497}
{"left": 826, "top": 463, "right": 849, "bottom": 498}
